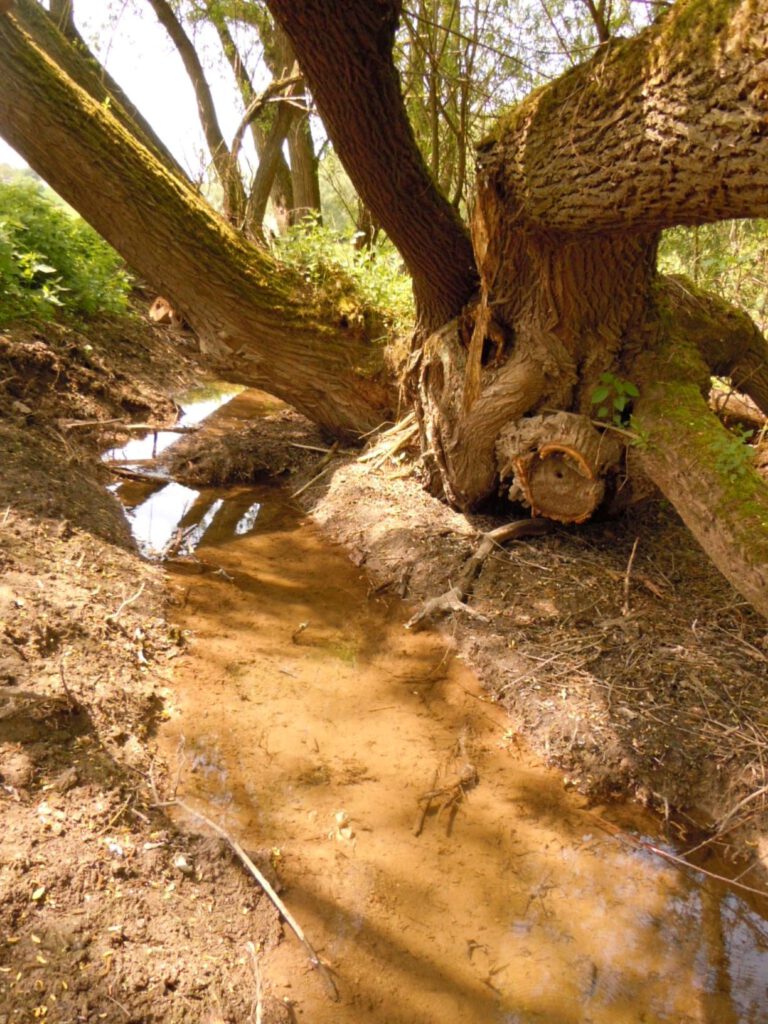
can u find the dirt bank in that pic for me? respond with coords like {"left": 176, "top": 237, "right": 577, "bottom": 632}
{"left": 2, "top": 311, "right": 768, "bottom": 1022}
{"left": 0, "top": 317, "right": 284, "bottom": 1023}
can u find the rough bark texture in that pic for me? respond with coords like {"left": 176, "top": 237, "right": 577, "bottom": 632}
{"left": 0, "top": 8, "right": 391, "bottom": 437}
{"left": 266, "top": 0, "right": 477, "bottom": 330}
{"left": 288, "top": 108, "right": 322, "bottom": 221}
{"left": 480, "top": 0, "right": 768, "bottom": 232}
{"left": 630, "top": 333, "right": 768, "bottom": 619}
{"left": 13, "top": 0, "right": 188, "bottom": 183}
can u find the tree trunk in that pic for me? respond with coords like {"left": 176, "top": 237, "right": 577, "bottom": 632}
{"left": 207, "top": 7, "right": 295, "bottom": 233}
{"left": 0, "top": 6, "right": 392, "bottom": 438}
{"left": 406, "top": 0, "right": 768, "bottom": 616}
{"left": 287, "top": 107, "right": 322, "bottom": 222}
{"left": 14, "top": 0, "right": 188, "bottom": 183}
{"left": 266, "top": 0, "right": 477, "bottom": 330}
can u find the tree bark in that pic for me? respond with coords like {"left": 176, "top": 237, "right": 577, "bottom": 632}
{"left": 0, "top": 7, "right": 392, "bottom": 437}
{"left": 13, "top": 0, "right": 188, "bottom": 183}
{"left": 266, "top": 0, "right": 477, "bottom": 330}
{"left": 477, "top": 0, "right": 768, "bottom": 232}
{"left": 287, "top": 106, "right": 322, "bottom": 222}
{"left": 630, "top": 331, "right": 768, "bottom": 619}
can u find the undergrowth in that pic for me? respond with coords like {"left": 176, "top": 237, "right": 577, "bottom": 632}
{"left": 273, "top": 214, "right": 414, "bottom": 337}
{"left": 0, "top": 177, "right": 132, "bottom": 326}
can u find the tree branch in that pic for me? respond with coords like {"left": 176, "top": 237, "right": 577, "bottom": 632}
{"left": 479, "top": 0, "right": 768, "bottom": 233}
{"left": 0, "top": 8, "right": 392, "bottom": 435}
{"left": 630, "top": 332, "right": 768, "bottom": 619}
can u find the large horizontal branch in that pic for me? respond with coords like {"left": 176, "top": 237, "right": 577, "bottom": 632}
{"left": 478, "top": 0, "right": 768, "bottom": 233}
{"left": 0, "top": 9, "right": 392, "bottom": 437}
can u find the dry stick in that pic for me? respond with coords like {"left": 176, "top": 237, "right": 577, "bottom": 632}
{"left": 406, "top": 518, "right": 553, "bottom": 629}
{"left": 106, "top": 582, "right": 146, "bottom": 624}
{"left": 622, "top": 537, "right": 640, "bottom": 616}
{"left": 108, "top": 466, "right": 171, "bottom": 484}
{"left": 291, "top": 442, "right": 340, "bottom": 499}
{"left": 173, "top": 799, "right": 340, "bottom": 1002}
{"left": 595, "top": 815, "right": 768, "bottom": 900}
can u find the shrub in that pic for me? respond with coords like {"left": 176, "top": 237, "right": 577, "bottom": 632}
{"left": 0, "top": 177, "right": 132, "bottom": 325}
{"left": 273, "top": 214, "right": 414, "bottom": 338}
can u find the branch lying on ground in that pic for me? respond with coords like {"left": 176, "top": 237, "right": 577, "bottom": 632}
{"left": 406, "top": 518, "right": 554, "bottom": 629}
{"left": 160, "top": 797, "right": 340, "bottom": 1002}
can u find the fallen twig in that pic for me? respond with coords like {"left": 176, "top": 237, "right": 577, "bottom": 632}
{"left": 593, "top": 813, "right": 768, "bottom": 900}
{"left": 406, "top": 518, "right": 554, "bottom": 629}
{"left": 291, "top": 442, "right": 340, "bottom": 498}
{"left": 106, "top": 582, "right": 145, "bottom": 624}
{"left": 622, "top": 537, "right": 640, "bottom": 616}
{"left": 171, "top": 798, "right": 339, "bottom": 1002}
{"left": 108, "top": 465, "right": 171, "bottom": 484}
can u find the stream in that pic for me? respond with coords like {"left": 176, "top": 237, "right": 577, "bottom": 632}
{"left": 109, "top": 387, "right": 768, "bottom": 1024}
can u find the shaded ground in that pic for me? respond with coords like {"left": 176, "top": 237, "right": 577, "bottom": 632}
{"left": 0, "top": 316, "right": 284, "bottom": 1023}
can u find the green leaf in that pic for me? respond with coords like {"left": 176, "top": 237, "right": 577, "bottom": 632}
{"left": 591, "top": 385, "right": 610, "bottom": 404}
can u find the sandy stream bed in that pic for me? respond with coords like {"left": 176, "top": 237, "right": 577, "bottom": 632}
{"left": 1, "top": 316, "right": 768, "bottom": 1022}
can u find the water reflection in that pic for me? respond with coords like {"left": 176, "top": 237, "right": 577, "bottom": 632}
{"left": 103, "top": 382, "right": 243, "bottom": 465}
{"left": 127, "top": 481, "right": 199, "bottom": 556}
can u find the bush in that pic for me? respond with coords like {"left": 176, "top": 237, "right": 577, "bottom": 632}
{"left": 273, "top": 214, "right": 414, "bottom": 337}
{"left": 0, "top": 177, "right": 132, "bottom": 325}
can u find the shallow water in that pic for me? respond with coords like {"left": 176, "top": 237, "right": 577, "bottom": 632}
{"left": 113, "top": 391, "right": 768, "bottom": 1024}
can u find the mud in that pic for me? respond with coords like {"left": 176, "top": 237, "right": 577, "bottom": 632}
{"left": 136, "top": 393, "right": 768, "bottom": 1023}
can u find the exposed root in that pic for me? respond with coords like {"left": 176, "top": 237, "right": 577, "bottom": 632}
{"left": 406, "top": 518, "right": 554, "bottom": 629}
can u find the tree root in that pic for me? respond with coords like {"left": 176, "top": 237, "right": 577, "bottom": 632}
{"left": 406, "top": 518, "right": 554, "bottom": 630}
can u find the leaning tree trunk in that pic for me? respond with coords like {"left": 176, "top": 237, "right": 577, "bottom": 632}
{"left": 0, "top": 2, "right": 392, "bottom": 438}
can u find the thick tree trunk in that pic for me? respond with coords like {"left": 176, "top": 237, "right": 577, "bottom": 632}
{"left": 409, "top": 0, "right": 768, "bottom": 616}
{"left": 0, "top": 7, "right": 392, "bottom": 437}
{"left": 266, "top": 0, "right": 477, "bottom": 330}
{"left": 630, "top": 331, "right": 768, "bottom": 619}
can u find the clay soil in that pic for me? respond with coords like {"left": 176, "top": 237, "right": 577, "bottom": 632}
{"left": 0, "top": 316, "right": 284, "bottom": 1024}
{"left": 2, "top": 311, "right": 768, "bottom": 1022}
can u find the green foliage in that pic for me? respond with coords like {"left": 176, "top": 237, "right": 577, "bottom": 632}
{"left": 0, "top": 178, "right": 131, "bottom": 326}
{"left": 590, "top": 372, "right": 640, "bottom": 425}
{"left": 659, "top": 220, "right": 768, "bottom": 333}
{"left": 711, "top": 424, "right": 756, "bottom": 480}
{"left": 274, "top": 214, "right": 414, "bottom": 336}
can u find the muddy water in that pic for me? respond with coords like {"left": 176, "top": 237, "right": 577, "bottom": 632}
{"left": 115, "top": 392, "right": 768, "bottom": 1024}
